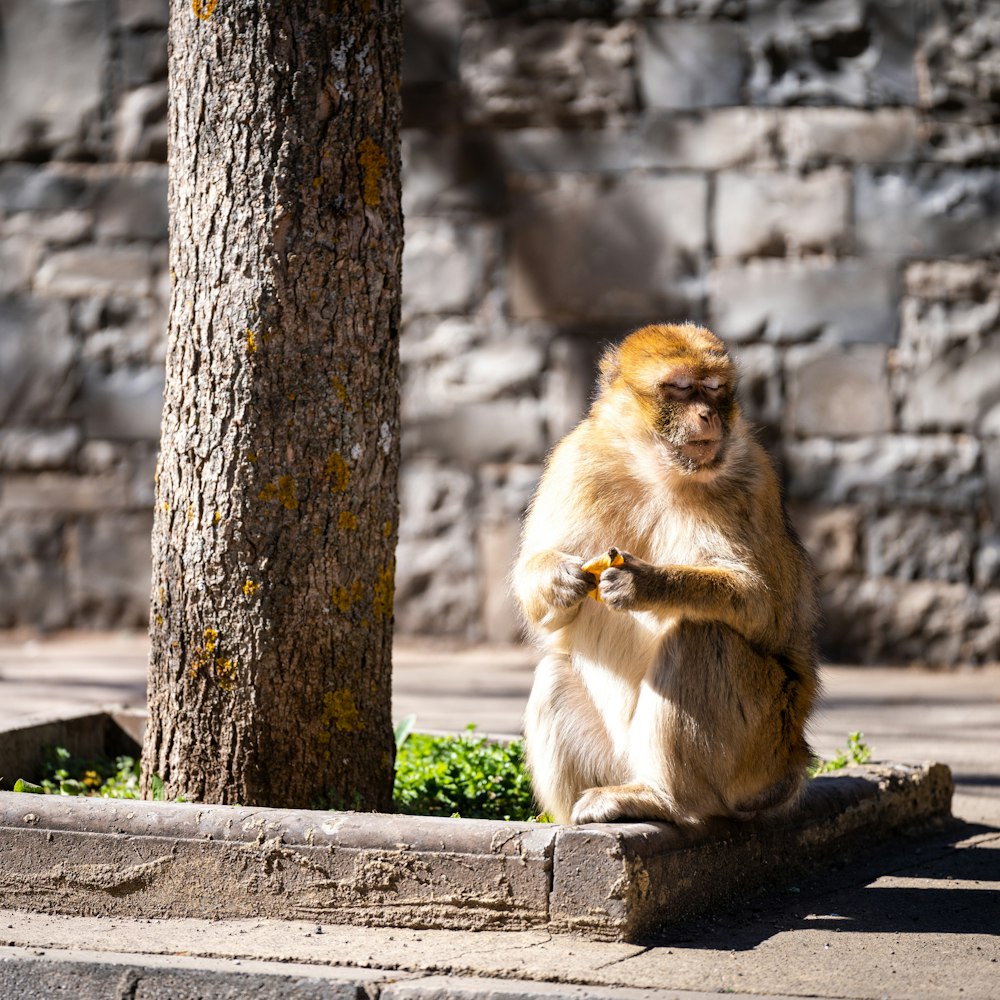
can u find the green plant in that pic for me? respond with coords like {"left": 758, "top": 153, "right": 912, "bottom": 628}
{"left": 393, "top": 723, "right": 541, "bottom": 821}
{"left": 810, "top": 731, "right": 872, "bottom": 776}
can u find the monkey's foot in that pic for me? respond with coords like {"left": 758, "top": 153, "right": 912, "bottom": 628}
{"left": 570, "top": 783, "right": 672, "bottom": 824}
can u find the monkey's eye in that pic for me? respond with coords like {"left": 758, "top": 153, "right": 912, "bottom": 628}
{"left": 702, "top": 378, "right": 724, "bottom": 393}
{"left": 663, "top": 377, "right": 693, "bottom": 392}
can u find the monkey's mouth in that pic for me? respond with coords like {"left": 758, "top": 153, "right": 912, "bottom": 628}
{"left": 677, "top": 437, "right": 722, "bottom": 465}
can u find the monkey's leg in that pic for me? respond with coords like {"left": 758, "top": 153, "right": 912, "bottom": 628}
{"left": 524, "top": 653, "right": 616, "bottom": 824}
{"left": 571, "top": 782, "right": 676, "bottom": 824}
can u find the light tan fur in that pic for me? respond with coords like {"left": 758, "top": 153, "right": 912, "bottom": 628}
{"left": 513, "top": 323, "right": 819, "bottom": 826}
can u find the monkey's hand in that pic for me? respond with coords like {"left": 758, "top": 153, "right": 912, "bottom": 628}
{"left": 598, "top": 551, "right": 658, "bottom": 611}
{"left": 546, "top": 556, "right": 596, "bottom": 610}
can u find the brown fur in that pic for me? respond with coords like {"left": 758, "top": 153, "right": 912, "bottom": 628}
{"left": 513, "top": 323, "right": 819, "bottom": 825}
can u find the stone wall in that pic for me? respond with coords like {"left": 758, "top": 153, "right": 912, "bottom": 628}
{"left": 1, "top": 0, "right": 998, "bottom": 664}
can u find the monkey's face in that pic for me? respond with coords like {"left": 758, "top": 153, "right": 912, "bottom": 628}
{"left": 652, "top": 370, "right": 736, "bottom": 471}
{"left": 606, "top": 324, "right": 739, "bottom": 475}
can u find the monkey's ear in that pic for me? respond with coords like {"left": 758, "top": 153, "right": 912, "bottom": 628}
{"left": 597, "top": 344, "right": 621, "bottom": 391}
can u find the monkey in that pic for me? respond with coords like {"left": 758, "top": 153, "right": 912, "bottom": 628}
{"left": 513, "top": 323, "right": 819, "bottom": 826}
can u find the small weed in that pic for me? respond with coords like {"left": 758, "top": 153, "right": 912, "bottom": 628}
{"left": 810, "top": 731, "right": 872, "bottom": 776}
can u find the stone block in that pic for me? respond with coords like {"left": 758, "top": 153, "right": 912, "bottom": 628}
{"left": 784, "top": 435, "right": 984, "bottom": 512}
{"left": 713, "top": 169, "right": 850, "bottom": 259}
{"left": 0, "top": 0, "right": 109, "bottom": 158}
{"left": 0, "top": 471, "right": 134, "bottom": 514}
{"left": 709, "top": 258, "right": 898, "bottom": 344}
{"left": 78, "top": 296, "right": 167, "bottom": 367}
{"left": 637, "top": 109, "right": 778, "bottom": 170}
{"left": 821, "top": 577, "right": 997, "bottom": 666}
{"left": 788, "top": 504, "right": 860, "bottom": 579}
{"left": 747, "top": 0, "right": 917, "bottom": 107}
{"left": 638, "top": 20, "right": 748, "bottom": 109}
{"left": 895, "top": 294, "right": 1000, "bottom": 434}
{"left": 35, "top": 245, "right": 152, "bottom": 298}
{"left": 0, "top": 236, "right": 37, "bottom": 295}
{"left": 919, "top": 122, "right": 1000, "bottom": 165}
{"left": 401, "top": 319, "right": 546, "bottom": 423}
{"left": 79, "top": 364, "right": 165, "bottom": 441}
{"left": 401, "top": 131, "right": 506, "bottom": 216}
{"left": 0, "top": 164, "right": 89, "bottom": 215}
{"left": 460, "top": 20, "right": 634, "bottom": 127}
{"left": 855, "top": 168, "right": 1000, "bottom": 258}
{"left": 780, "top": 108, "right": 919, "bottom": 167}
{"left": 494, "top": 128, "right": 636, "bottom": 175}
{"left": 903, "top": 260, "right": 1000, "bottom": 301}
{"left": 0, "top": 298, "right": 76, "bottom": 422}
{"left": 0, "top": 427, "right": 81, "bottom": 472}
{"left": 403, "top": 398, "right": 548, "bottom": 465}
{"left": 975, "top": 535, "right": 1000, "bottom": 590}
{"left": 509, "top": 173, "right": 707, "bottom": 321}
{"left": 541, "top": 328, "right": 610, "bottom": 442}
{"left": 784, "top": 344, "right": 893, "bottom": 438}
{"left": 395, "top": 460, "right": 479, "bottom": 636}
{"left": 118, "top": 0, "right": 168, "bottom": 29}
{"left": 0, "top": 515, "right": 68, "bottom": 629}
{"left": 113, "top": 84, "right": 169, "bottom": 163}
{"left": 402, "top": 0, "right": 462, "bottom": 85}
{"left": 92, "top": 165, "right": 168, "bottom": 241}
{"left": 733, "top": 342, "right": 783, "bottom": 430}
{"left": 986, "top": 439, "right": 1000, "bottom": 523}
{"left": 920, "top": 2, "right": 1000, "bottom": 122}
{"left": 120, "top": 29, "right": 168, "bottom": 88}
{"left": 401, "top": 220, "right": 495, "bottom": 319}
{"left": 864, "top": 511, "right": 975, "bottom": 585}
{"left": 67, "top": 512, "right": 155, "bottom": 627}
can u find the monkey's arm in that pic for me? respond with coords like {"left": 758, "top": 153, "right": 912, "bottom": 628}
{"left": 514, "top": 549, "right": 596, "bottom": 631}
{"left": 598, "top": 552, "right": 773, "bottom": 638}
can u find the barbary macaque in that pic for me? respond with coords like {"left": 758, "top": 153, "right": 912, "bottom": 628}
{"left": 513, "top": 323, "right": 818, "bottom": 825}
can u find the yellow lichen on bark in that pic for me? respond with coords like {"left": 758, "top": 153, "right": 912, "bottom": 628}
{"left": 357, "top": 137, "right": 387, "bottom": 206}
{"left": 242, "top": 578, "right": 260, "bottom": 597}
{"left": 276, "top": 475, "right": 298, "bottom": 510}
{"left": 246, "top": 328, "right": 258, "bottom": 353}
{"left": 192, "top": 0, "right": 217, "bottom": 20}
{"left": 332, "top": 580, "right": 364, "bottom": 612}
{"left": 324, "top": 452, "right": 350, "bottom": 493}
{"left": 319, "top": 688, "right": 364, "bottom": 738}
{"left": 372, "top": 563, "right": 395, "bottom": 620}
{"left": 257, "top": 476, "right": 298, "bottom": 509}
{"left": 338, "top": 511, "right": 358, "bottom": 531}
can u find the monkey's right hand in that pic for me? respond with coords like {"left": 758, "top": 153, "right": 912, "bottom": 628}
{"left": 545, "top": 557, "right": 595, "bottom": 610}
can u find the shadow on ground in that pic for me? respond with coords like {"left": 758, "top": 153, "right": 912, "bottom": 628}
{"left": 648, "top": 820, "right": 1000, "bottom": 950}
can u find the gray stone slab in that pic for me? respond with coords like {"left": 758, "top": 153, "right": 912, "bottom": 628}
{"left": 0, "top": 706, "right": 954, "bottom": 943}
{"left": 638, "top": 20, "right": 748, "bottom": 110}
{"left": 509, "top": 174, "right": 706, "bottom": 322}
{"left": 0, "top": 946, "right": 389, "bottom": 1000}
{"left": 713, "top": 170, "right": 850, "bottom": 259}
{"left": 856, "top": 169, "right": 1000, "bottom": 258}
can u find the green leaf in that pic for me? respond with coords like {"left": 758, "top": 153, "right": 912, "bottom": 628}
{"left": 150, "top": 774, "right": 166, "bottom": 801}
{"left": 393, "top": 714, "right": 417, "bottom": 752}
{"left": 13, "top": 779, "right": 45, "bottom": 794}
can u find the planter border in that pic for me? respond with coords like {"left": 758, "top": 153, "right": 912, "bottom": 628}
{"left": 0, "top": 710, "right": 954, "bottom": 941}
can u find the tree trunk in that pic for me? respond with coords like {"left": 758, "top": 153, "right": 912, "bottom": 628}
{"left": 142, "top": 0, "right": 402, "bottom": 809}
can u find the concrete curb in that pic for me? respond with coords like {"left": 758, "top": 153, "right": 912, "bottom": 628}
{"left": 0, "top": 947, "right": 820, "bottom": 1000}
{"left": 0, "top": 769, "right": 953, "bottom": 942}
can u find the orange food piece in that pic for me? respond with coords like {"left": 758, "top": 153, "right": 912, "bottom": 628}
{"left": 582, "top": 548, "right": 624, "bottom": 601}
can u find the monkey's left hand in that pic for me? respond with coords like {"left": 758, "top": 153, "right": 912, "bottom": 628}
{"left": 597, "top": 551, "right": 660, "bottom": 611}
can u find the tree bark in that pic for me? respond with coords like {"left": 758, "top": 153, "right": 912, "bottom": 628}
{"left": 142, "top": 0, "right": 402, "bottom": 809}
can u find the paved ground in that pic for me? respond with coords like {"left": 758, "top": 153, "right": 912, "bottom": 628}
{"left": 0, "top": 631, "right": 998, "bottom": 999}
